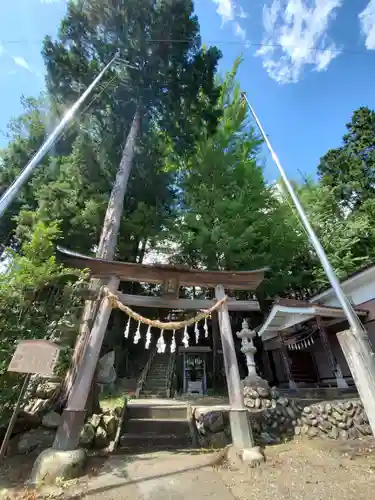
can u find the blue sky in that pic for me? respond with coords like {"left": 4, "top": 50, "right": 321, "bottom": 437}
{"left": 1, "top": 0, "right": 375, "bottom": 183}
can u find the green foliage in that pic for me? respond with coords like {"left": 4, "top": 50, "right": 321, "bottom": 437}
{"left": 0, "top": 221, "right": 87, "bottom": 422}
{"left": 43, "top": 0, "right": 222, "bottom": 154}
{"left": 0, "top": 0, "right": 222, "bottom": 416}
{"left": 318, "top": 107, "right": 375, "bottom": 211}
{"left": 278, "top": 177, "right": 375, "bottom": 290}
{"left": 170, "top": 59, "right": 306, "bottom": 297}
{"left": 0, "top": 1, "right": 222, "bottom": 264}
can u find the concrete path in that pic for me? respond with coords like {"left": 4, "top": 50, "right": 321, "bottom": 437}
{"left": 65, "top": 451, "right": 233, "bottom": 499}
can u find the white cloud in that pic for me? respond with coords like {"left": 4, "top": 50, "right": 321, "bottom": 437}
{"left": 256, "top": 0, "right": 343, "bottom": 84}
{"left": 212, "top": 0, "right": 234, "bottom": 24}
{"left": 212, "top": 0, "right": 249, "bottom": 42}
{"left": 359, "top": 0, "right": 375, "bottom": 50}
{"left": 234, "top": 22, "right": 246, "bottom": 40}
{"left": 12, "top": 56, "right": 32, "bottom": 72}
{"left": 238, "top": 6, "right": 248, "bottom": 19}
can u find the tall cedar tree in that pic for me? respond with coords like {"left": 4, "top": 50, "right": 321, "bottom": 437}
{"left": 170, "top": 59, "right": 306, "bottom": 298}
{"left": 0, "top": 99, "right": 175, "bottom": 264}
{"left": 42, "top": 0, "right": 221, "bottom": 405}
{"left": 42, "top": 0, "right": 221, "bottom": 263}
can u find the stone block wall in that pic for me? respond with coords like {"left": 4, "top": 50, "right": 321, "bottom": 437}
{"left": 192, "top": 386, "right": 372, "bottom": 448}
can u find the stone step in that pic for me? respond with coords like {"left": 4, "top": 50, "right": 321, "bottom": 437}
{"left": 142, "top": 385, "right": 166, "bottom": 392}
{"left": 140, "top": 392, "right": 167, "bottom": 398}
{"left": 143, "top": 383, "right": 165, "bottom": 388}
{"left": 142, "top": 385, "right": 166, "bottom": 390}
{"left": 127, "top": 404, "right": 188, "bottom": 420}
{"left": 143, "top": 383, "right": 166, "bottom": 388}
{"left": 125, "top": 418, "right": 190, "bottom": 436}
{"left": 118, "top": 433, "right": 191, "bottom": 451}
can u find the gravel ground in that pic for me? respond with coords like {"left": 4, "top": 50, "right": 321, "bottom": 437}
{"left": 2, "top": 438, "right": 375, "bottom": 499}
{"left": 219, "top": 438, "right": 375, "bottom": 500}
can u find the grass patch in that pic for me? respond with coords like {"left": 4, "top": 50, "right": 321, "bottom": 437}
{"left": 99, "top": 385, "right": 134, "bottom": 410}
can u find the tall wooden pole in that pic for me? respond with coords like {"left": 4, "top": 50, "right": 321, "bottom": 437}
{"left": 211, "top": 311, "right": 219, "bottom": 391}
{"left": 59, "top": 110, "right": 141, "bottom": 407}
{"left": 215, "top": 286, "right": 245, "bottom": 410}
{"left": 215, "top": 285, "right": 264, "bottom": 464}
{"left": 337, "top": 330, "right": 375, "bottom": 435}
{"left": 242, "top": 93, "right": 375, "bottom": 436}
{"left": 0, "top": 374, "right": 30, "bottom": 460}
{"left": 54, "top": 277, "right": 119, "bottom": 450}
{"left": 55, "top": 110, "right": 141, "bottom": 448}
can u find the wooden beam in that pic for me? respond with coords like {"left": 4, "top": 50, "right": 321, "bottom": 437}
{"left": 115, "top": 292, "right": 261, "bottom": 312}
{"left": 57, "top": 246, "right": 267, "bottom": 291}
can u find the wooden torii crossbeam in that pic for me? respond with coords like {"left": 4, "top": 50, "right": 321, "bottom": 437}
{"left": 57, "top": 246, "right": 267, "bottom": 291}
{"left": 54, "top": 247, "right": 268, "bottom": 463}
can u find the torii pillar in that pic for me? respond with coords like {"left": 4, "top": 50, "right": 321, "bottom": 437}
{"left": 215, "top": 285, "right": 264, "bottom": 465}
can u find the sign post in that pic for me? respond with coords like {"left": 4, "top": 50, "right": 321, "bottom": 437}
{"left": 0, "top": 340, "right": 62, "bottom": 460}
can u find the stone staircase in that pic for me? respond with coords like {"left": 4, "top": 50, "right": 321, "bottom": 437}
{"left": 119, "top": 402, "right": 193, "bottom": 452}
{"left": 140, "top": 353, "right": 171, "bottom": 398}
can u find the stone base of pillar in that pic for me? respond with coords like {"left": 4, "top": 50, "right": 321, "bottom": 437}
{"left": 228, "top": 409, "right": 264, "bottom": 466}
{"left": 28, "top": 448, "right": 87, "bottom": 486}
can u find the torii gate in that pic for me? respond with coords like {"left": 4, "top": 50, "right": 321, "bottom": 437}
{"left": 53, "top": 247, "right": 267, "bottom": 463}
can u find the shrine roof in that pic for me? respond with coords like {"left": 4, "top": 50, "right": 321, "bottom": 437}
{"left": 257, "top": 298, "right": 368, "bottom": 342}
{"left": 57, "top": 246, "right": 268, "bottom": 291}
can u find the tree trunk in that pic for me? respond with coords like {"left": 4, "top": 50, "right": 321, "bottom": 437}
{"left": 96, "top": 109, "right": 141, "bottom": 260}
{"left": 58, "top": 109, "right": 141, "bottom": 407}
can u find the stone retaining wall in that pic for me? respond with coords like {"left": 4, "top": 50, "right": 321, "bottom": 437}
{"left": 4, "top": 376, "right": 127, "bottom": 456}
{"left": 193, "top": 386, "right": 371, "bottom": 448}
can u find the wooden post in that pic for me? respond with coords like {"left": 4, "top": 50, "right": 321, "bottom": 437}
{"left": 215, "top": 286, "right": 245, "bottom": 409}
{"left": 0, "top": 374, "right": 30, "bottom": 460}
{"left": 337, "top": 329, "right": 375, "bottom": 436}
{"left": 212, "top": 311, "right": 219, "bottom": 390}
{"left": 215, "top": 285, "right": 256, "bottom": 451}
{"left": 279, "top": 334, "right": 297, "bottom": 390}
{"left": 53, "top": 277, "right": 119, "bottom": 450}
{"left": 316, "top": 316, "right": 348, "bottom": 388}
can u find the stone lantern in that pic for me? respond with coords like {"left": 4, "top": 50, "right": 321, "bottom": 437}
{"left": 236, "top": 319, "right": 268, "bottom": 389}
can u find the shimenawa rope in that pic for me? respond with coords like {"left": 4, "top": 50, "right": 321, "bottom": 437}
{"left": 104, "top": 288, "right": 227, "bottom": 330}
